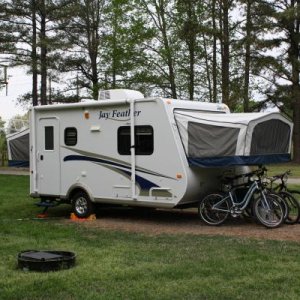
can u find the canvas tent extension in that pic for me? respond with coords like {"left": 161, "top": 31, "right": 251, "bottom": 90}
{"left": 6, "top": 128, "right": 30, "bottom": 167}
{"left": 175, "top": 111, "right": 293, "bottom": 167}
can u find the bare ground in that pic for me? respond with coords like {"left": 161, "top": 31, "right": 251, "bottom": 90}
{"left": 67, "top": 207, "right": 300, "bottom": 242}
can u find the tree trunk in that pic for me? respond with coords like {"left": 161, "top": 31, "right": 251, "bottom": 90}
{"left": 220, "top": 0, "right": 230, "bottom": 106}
{"left": 185, "top": 0, "right": 196, "bottom": 100}
{"left": 203, "top": 34, "right": 212, "bottom": 102}
{"left": 91, "top": 26, "right": 99, "bottom": 100}
{"left": 86, "top": 0, "right": 100, "bottom": 100}
{"left": 243, "top": 0, "right": 252, "bottom": 112}
{"left": 161, "top": 30, "right": 177, "bottom": 98}
{"left": 40, "top": 0, "right": 47, "bottom": 105}
{"left": 291, "top": 0, "right": 300, "bottom": 162}
{"left": 188, "top": 44, "right": 195, "bottom": 100}
{"left": 212, "top": 0, "right": 218, "bottom": 103}
{"left": 157, "top": 0, "right": 177, "bottom": 98}
{"left": 31, "top": 0, "right": 38, "bottom": 106}
{"left": 293, "top": 99, "right": 300, "bottom": 162}
{"left": 111, "top": 7, "right": 117, "bottom": 90}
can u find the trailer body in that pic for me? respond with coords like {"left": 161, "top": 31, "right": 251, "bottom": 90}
{"left": 29, "top": 90, "right": 293, "bottom": 215}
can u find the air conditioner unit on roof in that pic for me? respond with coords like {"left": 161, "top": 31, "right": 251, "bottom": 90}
{"left": 98, "top": 89, "right": 144, "bottom": 101}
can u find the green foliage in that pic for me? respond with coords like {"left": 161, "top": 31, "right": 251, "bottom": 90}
{"left": 6, "top": 114, "right": 29, "bottom": 134}
{"left": 101, "top": 0, "right": 153, "bottom": 91}
{"left": 0, "top": 116, "right": 5, "bottom": 129}
{"left": 0, "top": 117, "right": 6, "bottom": 166}
{"left": 0, "top": 134, "right": 7, "bottom": 166}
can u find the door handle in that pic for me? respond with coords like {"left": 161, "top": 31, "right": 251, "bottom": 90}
{"left": 40, "top": 155, "right": 44, "bottom": 161}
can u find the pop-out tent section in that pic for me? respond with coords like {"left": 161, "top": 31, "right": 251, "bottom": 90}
{"left": 174, "top": 111, "right": 293, "bottom": 167}
{"left": 6, "top": 128, "right": 30, "bottom": 167}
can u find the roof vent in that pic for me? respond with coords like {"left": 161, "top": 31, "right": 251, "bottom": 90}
{"left": 98, "top": 89, "right": 144, "bottom": 101}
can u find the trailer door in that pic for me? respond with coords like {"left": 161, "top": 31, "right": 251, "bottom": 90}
{"left": 37, "top": 118, "right": 60, "bottom": 196}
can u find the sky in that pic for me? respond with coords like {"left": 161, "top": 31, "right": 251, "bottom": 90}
{"left": 0, "top": 66, "right": 30, "bottom": 123}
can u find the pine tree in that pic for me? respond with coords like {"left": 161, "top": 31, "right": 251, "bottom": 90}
{"left": 57, "top": 0, "right": 105, "bottom": 100}
{"left": 136, "top": 0, "right": 179, "bottom": 98}
{"left": 252, "top": 0, "right": 300, "bottom": 161}
{"left": 1, "top": 0, "right": 72, "bottom": 106}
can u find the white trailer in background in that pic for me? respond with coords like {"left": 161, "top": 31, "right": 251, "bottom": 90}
{"left": 29, "top": 90, "right": 293, "bottom": 217}
{"left": 6, "top": 127, "right": 30, "bottom": 168}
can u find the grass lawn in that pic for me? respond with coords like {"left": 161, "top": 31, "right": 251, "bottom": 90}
{"left": 1, "top": 174, "right": 300, "bottom": 300}
{"left": 265, "top": 163, "right": 300, "bottom": 177}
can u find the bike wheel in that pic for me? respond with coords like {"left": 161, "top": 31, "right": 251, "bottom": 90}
{"left": 288, "top": 190, "right": 300, "bottom": 207}
{"left": 289, "top": 190, "right": 300, "bottom": 205}
{"left": 199, "top": 193, "right": 229, "bottom": 226}
{"left": 267, "top": 192, "right": 288, "bottom": 222}
{"left": 280, "top": 191, "right": 300, "bottom": 224}
{"left": 253, "top": 194, "right": 284, "bottom": 228}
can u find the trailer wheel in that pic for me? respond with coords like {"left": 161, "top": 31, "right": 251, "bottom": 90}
{"left": 72, "top": 191, "right": 95, "bottom": 218}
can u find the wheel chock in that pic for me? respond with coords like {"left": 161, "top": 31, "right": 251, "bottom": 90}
{"left": 36, "top": 213, "right": 48, "bottom": 219}
{"left": 70, "top": 213, "right": 97, "bottom": 221}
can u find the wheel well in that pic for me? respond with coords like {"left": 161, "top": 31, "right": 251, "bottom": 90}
{"left": 68, "top": 188, "right": 89, "bottom": 203}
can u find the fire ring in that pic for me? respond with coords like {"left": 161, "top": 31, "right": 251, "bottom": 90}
{"left": 18, "top": 250, "right": 76, "bottom": 272}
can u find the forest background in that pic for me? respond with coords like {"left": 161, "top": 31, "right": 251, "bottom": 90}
{"left": 0, "top": 0, "right": 300, "bottom": 161}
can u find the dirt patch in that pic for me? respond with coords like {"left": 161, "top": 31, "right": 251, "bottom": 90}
{"left": 0, "top": 168, "right": 29, "bottom": 176}
{"left": 66, "top": 207, "right": 300, "bottom": 242}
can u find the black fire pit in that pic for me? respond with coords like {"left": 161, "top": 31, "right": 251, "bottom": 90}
{"left": 18, "top": 250, "right": 76, "bottom": 272}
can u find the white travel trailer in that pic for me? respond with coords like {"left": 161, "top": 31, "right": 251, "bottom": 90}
{"left": 6, "top": 128, "right": 30, "bottom": 168}
{"left": 29, "top": 90, "right": 293, "bottom": 217}
{"left": 6, "top": 120, "right": 30, "bottom": 168}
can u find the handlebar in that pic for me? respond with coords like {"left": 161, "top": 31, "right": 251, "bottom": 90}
{"left": 219, "top": 167, "right": 291, "bottom": 192}
{"left": 267, "top": 170, "right": 291, "bottom": 184}
{"left": 220, "top": 166, "right": 267, "bottom": 184}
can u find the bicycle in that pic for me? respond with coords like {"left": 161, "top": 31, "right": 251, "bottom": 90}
{"left": 266, "top": 170, "right": 300, "bottom": 224}
{"left": 199, "top": 168, "right": 285, "bottom": 228}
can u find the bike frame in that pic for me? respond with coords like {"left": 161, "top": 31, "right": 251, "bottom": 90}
{"left": 212, "top": 179, "right": 269, "bottom": 213}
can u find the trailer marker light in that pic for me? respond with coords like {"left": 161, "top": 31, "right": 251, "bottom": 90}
{"left": 176, "top": 173, "right": 182, "bottom": 179}
{"left": 84, "top": 110, "right": 90, "bottom": 119}
{"left": 90, "top": 126, "right": 101, "bottom": 132}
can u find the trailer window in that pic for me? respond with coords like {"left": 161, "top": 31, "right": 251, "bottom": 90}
{"left": 118, "top": 126, "right": 153, "bottom": 155}
{"left": 65, "top": 127, "right": 77, "bottom": 146}
{"left": 45, "top": 126, "right": 54, "bottom": 150}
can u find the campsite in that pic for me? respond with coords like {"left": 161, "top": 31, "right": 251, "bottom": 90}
{"left": 1, "top": 90, "right": 299, "bottom": 298}
{"left": 2, "top": 0, "right": 300, "bottom": 298}
{"left": 1, "top": 171, "right": 300, "bottom": 299}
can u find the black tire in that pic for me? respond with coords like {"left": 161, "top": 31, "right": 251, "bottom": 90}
{"left": 289, "top": 190, "right": 300, "bottom": 210}
{"left": 72, "top": 191, "right": 95, "bottom": 218}
{"left": 199, "top": 193, "right": 229, "bottom": 226}
{"left": 253, "top": 194, "right": 284, "bottom": 228}
{"left": 289, "top": 190, "right": 300, "bottom": 204}
{"left": 279, "top": 191, "right": 300, "bottom": 224}
{"left": 267, "top": 192, "right": 289, "bottom": 222}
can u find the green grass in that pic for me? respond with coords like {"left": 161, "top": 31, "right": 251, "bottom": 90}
{"left": 266, "top": 163, "right": 300, "bottom": 177}
{"left": 1, "top": 175, "right": 300, "bottom": 299}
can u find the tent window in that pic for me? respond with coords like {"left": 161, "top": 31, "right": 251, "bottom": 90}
{"left": 251, "top": 120, "right": 290, "bottom": 155}
{"left": 188, "top": 122, "right": 240, "bottom": 157}
{"left": 65, "top": 127, "right": 77, "bottom": 146}
{"left": 118, "top": 126, "right": 153, "bottom": 155}
{"left": 45, "top": 126, "right": 54, "bottom": 150}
